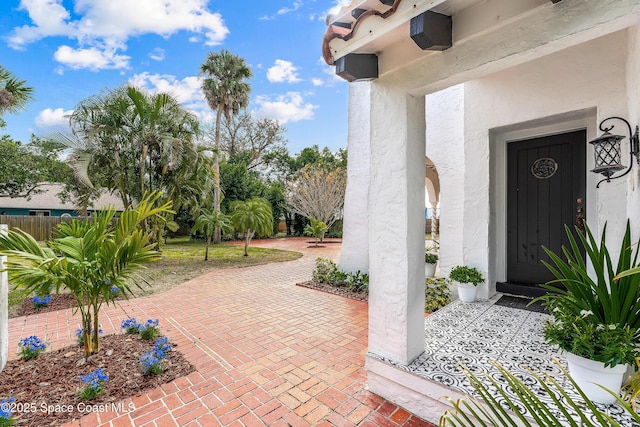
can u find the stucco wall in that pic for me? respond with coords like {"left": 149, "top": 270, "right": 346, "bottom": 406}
{"left": 626, "top": 26, "right": 640, "bottom": 240}
{"left": 444, "top": 30, "right": 630, "bottom": 297}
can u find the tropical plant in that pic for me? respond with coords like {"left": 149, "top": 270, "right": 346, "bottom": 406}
{"left": 439, "top": 359, "right": 640, "bottom": 426}
{"left": 191, "top": 208, "right": 233, "bottom": 260}
{"left": 78, "top": 368, "right": 109, "bottom": 401}
{"left": 534, "top": 222, "right": 640, "bottom": 367}
{"left": 200, "top": 49, "right": 252, "bottom": 244}
{"left": 0, "top": 192, "right": 172, "bottom": 357}
{"left": 449, "top": 266, "right": 484, "bottom": 286}
{"left": 304, "top": 218, "right": 328, "bottom": 247}
{"left": 0, "top": 65, "right": 34, "bottom": 128}
{"left": 425, "top": 277, "right": 451, "bottom": 312}
{"left": 62, "top": 86, "right": 201, "bottom": 245}
{"left": 230, "top": 198, "right": 273, "bottom": 256}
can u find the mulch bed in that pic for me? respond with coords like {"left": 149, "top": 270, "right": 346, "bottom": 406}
{"left": 296, "top": 281, "right": 368, "bottom": 302}
{"left": 17, "top": 293, "right": 126, "bottom": 317}
{"left": 0, "top": 334, "right": 195, "bottom": 426}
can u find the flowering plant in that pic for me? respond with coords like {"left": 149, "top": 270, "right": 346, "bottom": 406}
{"left": 78, "top": 368, "right": 109, "bottom": 400}
{"left": 120, "top": 318, "right": 141, "bottom": 334}
{"left": 535, "top": 221, "right": 640, "bottom": 368}
{"left": 0, "top": 397, "right": 15, "bottom": 426}
{"left": 139, "top": 319, "right": 160, "bottom": 340}
{"left": 139, "top": 337, "right": 172, "bottom": 375}
{"left": 17, "top": 336, "right": 46, "bottom": 360}
{"left": 30, "top": 295, "right": 51, "bottom": 308}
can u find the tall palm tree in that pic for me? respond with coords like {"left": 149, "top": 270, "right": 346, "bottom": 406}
{"left": 200, "top": 50, "right": 252, "bottom": 244}
{"left": 230, "top": 198, "right": 273, "bottom": 256}
{"left": 0, "top": 65, "right": 34, "bottom": 127}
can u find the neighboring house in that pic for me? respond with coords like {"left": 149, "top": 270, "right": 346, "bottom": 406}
{"left": 324, "top": 0, "right": 640, "bottom": 423}
{"left": 0, "top": 183, "right": 124, "bottom": 217}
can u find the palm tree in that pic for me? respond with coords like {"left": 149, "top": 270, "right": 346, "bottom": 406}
{"left": 304, "top": 218, "right": 328, "bottom": 247}
{"left": 230, "top": 198, "right": 273, "bottom": 256}
{"left": 200, "top": 50, "right": 252, "bottom": 244}
{"left": 191, "top": 208, "right": 233, "bottom": 260}
{"left": 0, "top": 193, "right": 173, "bottom": 357}
{"left": 0, "top": 65, "right": 34, "bottom": 127}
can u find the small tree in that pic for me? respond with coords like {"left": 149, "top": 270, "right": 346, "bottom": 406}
{"left": 0, "top": 193, "right": 172, "bottom": 357}
{"left": 304, "top": 218, "right": 327, "bottom": 247}
{"left": 286, "top": 163, "right": 346, "bottom": 233}
{"left": 230, "top": 198, "right": 273, "bottom": 256}
{"left": 191, "top": 208, "right": 233, "bottom": 261}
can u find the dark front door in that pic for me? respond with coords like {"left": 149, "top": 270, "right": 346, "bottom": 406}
{"left": 506, "top": 130, "right": 586, "bottom": 287}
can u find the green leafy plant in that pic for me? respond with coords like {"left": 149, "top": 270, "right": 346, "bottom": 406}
{"left": 230, "top": 198, "right": 273, "bottom": 256}
{"left": 190, "top": 208, "right": 233, "bottom": 261}
{"left": 304, "top": 218, "right": 328, "bottom": 247}
{"left": 139, "top": 319, "right": 160, "bottom": 340}
{"left": 312, "top": 258, "right": 337, "bottom": 283}
{"left": 0, "top": 192, "right": 173, "bottom": 357}
{"left": 449, "top": 266, "right": 484, "bottom": 286}
{"left": 345, "top": 271, "right": 369, "bottom": 291}
{"left": 425, "top": 277, "right": 451, "bottom": 313}
{"left": 0, "top": 397, "right": 16, "bottom": 426}
{"left": 534, "top": 221, "right": 640, "bottom": 367}
{"left": 311, "top": 258, "right": 369, "bottom": 290}
{"left": 439, "top": 358, "right": 640, "bottom": 426}
{"left": 425, "top": 252, "right": 438, "bottom": 264}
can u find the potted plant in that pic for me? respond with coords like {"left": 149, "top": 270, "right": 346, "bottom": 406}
{"left": 449, "top": 265, "right": 484, "bottom": 303}
{"left": 534, "top": 221, "right": 640, "bottom": 404}
{"left": 425, "top": 251, "right": 438, "bottom": 277}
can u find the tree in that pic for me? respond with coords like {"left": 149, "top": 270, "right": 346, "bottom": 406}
{"left": 230, "top": 198, "right": 273, "bottom": 256}
{"left": 0, "top": 193, "right": 173, "bottom": 357}
{"left": 220, "top": 112, "right": 286, "bottom": 170}
{"left": 304, "top": 218, "right": 328, "bottom": 247}
{"left": 200, "top": 50, "right": 252, "bottom": 244}
{"left": 0, "top": 135, "right": 72, "bottom": 197}
{"left": 0, "top": 65, "right": 34, "bottom": 128}
{"left": 191, "top": 208, "right": 233, "bottom": 261}
{"left": 286, "top": 163, "right": 347, "bottom": 229}
{"left": 64, "top": 86, "right": 202, "bottom": 245}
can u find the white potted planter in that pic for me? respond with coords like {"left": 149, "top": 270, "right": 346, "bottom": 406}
{"left": 425, "top": 252, "right": 438, "bottom": 278}
{"left": 449, "top": 265, "right": 484, "bottom": 303}
{"left": 565, "top": 352, "right": 628, "bottom": 404}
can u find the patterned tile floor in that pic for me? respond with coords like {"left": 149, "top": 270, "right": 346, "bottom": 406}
{"left": 372, "top": 295, "right": 639, "bottom": 426}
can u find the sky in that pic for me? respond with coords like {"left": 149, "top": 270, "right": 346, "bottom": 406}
{"left": 0, "top": 0, "right": 352, "bottom": 155}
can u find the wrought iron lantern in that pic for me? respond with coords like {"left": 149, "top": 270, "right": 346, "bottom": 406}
{"left": 588, "top": 117, "right": 640, "bottom": 188}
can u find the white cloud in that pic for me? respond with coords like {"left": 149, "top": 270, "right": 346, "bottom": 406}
{"left": 325, "top": 0, "right": 352, "bottom": 21}
{"left": 54, "top": 44, "right": 131, "bottom": 70}
{"left": 149, "top": 47, "right": 165, "bottom": 61}
{"left": 261, "top": 1, "right": 303, "bottom": 20}
{"left": 35, "top": 107, "right": 73, "bottom": 130}
{"left": 128, "top": 72, "right": 210, "bottom": 120}
{"left": 254, "top": 92, "right": 316, "bottom": 124}
{"left": 267, "top": 60, "right": 302, "bottom": 84}
{"left": 7, "top": 0, "right": 229, "bottom": 69}
{"left": 311, "top": 78, "right": 324, "bottom": 87}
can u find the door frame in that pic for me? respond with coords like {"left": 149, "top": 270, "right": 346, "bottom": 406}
{"left": 488, "top": 109, "right": 598, "bottom": 291}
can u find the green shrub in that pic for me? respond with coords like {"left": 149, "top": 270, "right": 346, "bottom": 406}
{"left": 312, "top": 258, "right": 338, "bottom": 283}
{"left": 425, "top": 252, "right": 438, "bottom": 264}
{"left": 425, "top": 277, "right": 451, "bottom": 313}
{"left": 449, "top": 265, "right": 484, "bottom": 285}
{"left": 312, "top": 258, "right": 369, "bottom": 291}
{"left": 346, "top": 271, "right": 369, "bottom": 291}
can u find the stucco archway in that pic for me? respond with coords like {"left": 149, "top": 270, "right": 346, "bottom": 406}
{"left": 425, "top": 157, "right": 439, "bottom": 236}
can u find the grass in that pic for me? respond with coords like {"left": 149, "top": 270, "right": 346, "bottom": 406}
{"left": 7, "top": 236, "right": 303, "bottom": 316}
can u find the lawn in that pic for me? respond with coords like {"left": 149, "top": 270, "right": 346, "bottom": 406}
{"left": 7, "top": 236, "right": 303, "bottom": 317}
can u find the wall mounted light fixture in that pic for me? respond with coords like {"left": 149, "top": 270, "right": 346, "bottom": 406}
{"left": 588, "top": 116, "right": 640, "bottom": 188}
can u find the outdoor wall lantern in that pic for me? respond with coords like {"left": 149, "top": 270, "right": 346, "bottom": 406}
{"left": 589, "top": 116, "right": 640, "bottom": 188}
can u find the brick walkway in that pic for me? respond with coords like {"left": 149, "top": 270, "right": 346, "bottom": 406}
{"left": 7, "top": 238, "right": 436, "bottom": 426}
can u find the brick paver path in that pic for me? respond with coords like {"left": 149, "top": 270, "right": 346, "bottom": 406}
{"left": 7, "top": 238, "right": 436, "bottom": 426}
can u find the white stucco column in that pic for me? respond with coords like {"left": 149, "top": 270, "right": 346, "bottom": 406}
{"left": 0, "top": 224, "right": 8, "bottom": 371}
{"left": 368, "top": 82, "right": 426, "bottom": 365}
{"left": 627, "top": 25, "right": 640, "bottom": 239}
{"left": 339, "top": 82, "right": 371, "bottom": 274}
